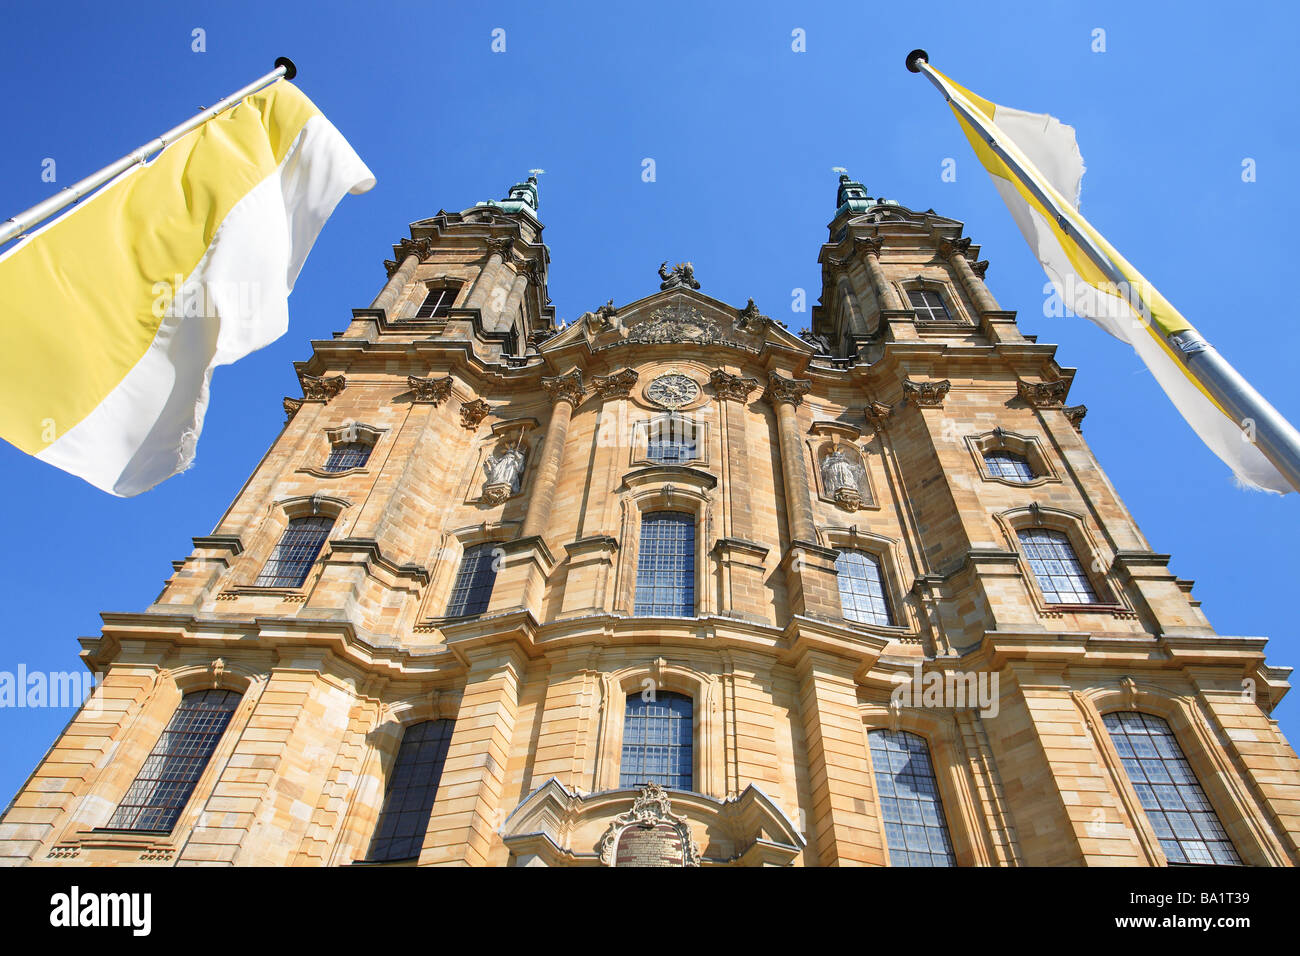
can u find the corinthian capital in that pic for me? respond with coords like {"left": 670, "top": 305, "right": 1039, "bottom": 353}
{"left": 1017, "top": 378, "right": 1070, "bottom": 408}
{"left": 298, "top": 372, "right": 346, "bottom": 402}
{"left": 709, "top": 368, "right": 760, "bottom": 402}
{"left": 902, "top": 378, "right": 950, "bottom": 408}
{"left": 542, "top": 369, "right": 586, "bottom": 406}
{"left": 763, "top": 370, "right": 812, "bottom": 408}
{"left": 591, "top": 367, "right": 638, "bottom": 399}
{"left": 407, "top": 374, "right": 454, "bottom": 406}
{"left": 937, "top": 235, "right": 973, "bottom": 261}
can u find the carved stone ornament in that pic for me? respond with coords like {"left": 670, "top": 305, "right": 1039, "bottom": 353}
{"left": 298, "top": 372, "right": 346, "bottom": 402}
{"left": 821, "top": 447, "right": 868, "bottom": 511}
{"left": 1017, "top": 378, "right": 1070, "bottom": 408}
{"left": 485, "top": 236, "right": 515, "bottom": 260}
{"left": 542, "top": 369, "right": 586, "bottom": 406}
{"left": 625, "top": 302, "right": 741, "bottom": 349}
{"left": 937, "top": 235, "right": 974, "bottom": 261}
{"left": 597, "top": 783, "right": 701, "bottom": 867}
{"left": 483, "top": 445, "right": 526, "bottom": 503}
{"left": 460, "top": 398, "right": 491, "bottom": 429}
{"left": 645, "top": 372, "right": 700, "bottom": 410}
{"left": 408, "top": 374, "right": 454, "bottom": 406}
{"left": 591, "top": 367, "right": 639, "bottom": 399}
{"left": 528, "top": 326, "right": 559, "bottom": 349}
{"left": 709, "top": 368, "right": 759, "bottom": 402}
{"left": 763, "top": 371, "right": 813, "bottom": 408}
{"left": 736, "top": 298, "right": 770, "bottom": 334}
{"left": 1063, "top": 404, "right": 1087, "bottom": 430}
{"left": 583, "top": 299, "right": 620, "bottom": 333}
{"left": 852, "top": 235, "right": 885, "bottom": 259}
{"left": 658, "top": 260, "right": 701, "bottom": 291}
{"left": 902, "top": 378, "right": 950, "bottom": 408}
{"left": 863, "top": 401, "right": 893, "bottom": 429}
{"left": 799, "top": 329, "right": 833, "bottom": 355}
{"left": 970, "top": 260, "right": 989, "bottom": 279}
{"left": 283, "top": 397, "right": 304, "bottom": 424}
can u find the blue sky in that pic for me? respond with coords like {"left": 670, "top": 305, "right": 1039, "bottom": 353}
{"left": 1, "top": 1, "right": 1297, "bottom": 805}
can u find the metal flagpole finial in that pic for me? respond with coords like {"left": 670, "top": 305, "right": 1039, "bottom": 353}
{"left": 905, "top": 49, "right": 929, "bottom": 73}
{"left": 274, "top": 56, "right": 298, "bottom": 80}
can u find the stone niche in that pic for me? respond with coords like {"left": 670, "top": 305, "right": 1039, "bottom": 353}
{"left": 499, "top": 780, "right": 805, "bottom": 867}
{"left": 807, "top": 421, "right": 876, "bottom": 511}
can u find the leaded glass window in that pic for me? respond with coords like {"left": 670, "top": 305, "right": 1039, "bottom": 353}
{"left": 908, "top": 288, "right": 950, "bottom": 322}
{"left": 633, "top": 512, "right": 695, "bottom": 617}
{"left": 367, "top": 719, "right": 454, "bottom": 863}
{"left": 835, "top": 549, "right": 893, "bottom": 627}
{"left": 254, "top": 515, "right": 333, "bottom": 588}
{"left": 1017, "top": 528, "right": 1099, "bottom": 604}
{"left": 414, "top": 284, "right": 460, "bottom": 319}
{"left": 445, "top": 543, "right": 499, "bottom": 618}
{"left": 645, "top": 416, "right": 698, "bottom": 464}
{"left": 324, "top": 441, "right": 371, "bottom": 472}
{"left": 1103, "top": 711, "right": 1240, "bottom": 865}
{"left": 869, "top": 729, "right": 956, "bottom": 867}
{"left": 106, "top": 689, "right": 241, "bottom": 832}
{"left": 985, "top": 451, "right": 1034, "bottom": 483}
{"left": 620, "top": 691, "right": 693, "bottom": 791}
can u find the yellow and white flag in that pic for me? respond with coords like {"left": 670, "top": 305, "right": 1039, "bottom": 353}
{"left": 926, "top": 66, "right": 1289, "bottom": 493}
{"left": 0, "top": 80, "right": 374, "bottom": 496}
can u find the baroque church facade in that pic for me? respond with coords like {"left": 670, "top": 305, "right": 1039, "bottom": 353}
{"left": 2, "top": 174, "right": 1298, "bottom": 867}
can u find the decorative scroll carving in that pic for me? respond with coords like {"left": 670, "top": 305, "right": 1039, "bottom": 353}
{"left": 407, "top": 374, "right": 454, "bottom": 406}
{"left": 541, "top": 369, "right": 585, "bottom": 406}
{"left": 283, "top": 397, "right": 303, "bottom": 423}
{"left": 736, "top": 298, "right": 770, "bottom": 334}
{"left": 460, "top": 398, "right": 491, "bottom": 429}
{"left": 645, "top": 372, "right": 699, "bottom": 409}
{"left": 658, "top": 261, "right": 700, "bottom": 290}
{"left": 763, "top": 371, "right": 812, "bottom": 408}
{"left": 1063, "top": 404, "right": 1088, "bottom": 430}
{"left": 626, "top": 303, "right": 717, "bottom": 346}
{"left": 1017, "top": 378, "right": 1071, "bottom": 408}
{"left": 298, "top": 372, "right": 346, "bottom": 402}
{"left": 591, "top": 367, "right": 639, "bottom": 399}
{"left": 597, "top": 783, "right": 701, "bottom": 867}
{"left": 863, "top": 401, "right": 893, "bottom": 429}
{"left": 709, "top": 368, "right": 759, "bottom": 402}
{"left": 902, "top": 378, "right": 950, "bottom": 408}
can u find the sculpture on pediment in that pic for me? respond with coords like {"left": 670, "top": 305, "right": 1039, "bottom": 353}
{"left": 736, "top": 298, "right": 770, "bottom": 334}
{"left": 800, "top": 329, "right": 833, "bottom": 355}
{"left": 658, "top": 261, "right": 701, "bottom": 291}
{"left": 582, "top": 298, "right": 620, "bottom": 333}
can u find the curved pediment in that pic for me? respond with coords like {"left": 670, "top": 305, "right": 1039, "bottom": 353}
{"left": 540, "top": 289, "right": 813, "bottom": 358}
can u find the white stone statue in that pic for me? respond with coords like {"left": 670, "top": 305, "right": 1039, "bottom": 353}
{"left": 485, "top": 446, "right": 526, "bottom": 493}
{"left": 821, "top": 448, "right": 864, "bottom": 510}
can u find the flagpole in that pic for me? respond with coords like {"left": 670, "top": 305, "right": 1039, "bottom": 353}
{"left": 0, "top": 57, "right": 298, "bottom": 249}
{"left": 906, "top": 48, "right": 1300, "bottom": 493}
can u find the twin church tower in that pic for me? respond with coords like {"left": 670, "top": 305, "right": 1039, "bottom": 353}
{"left": 2, "top": 174, "right": 1297, "bottom": 867}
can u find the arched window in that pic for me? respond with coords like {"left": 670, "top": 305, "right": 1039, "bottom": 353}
{"left": 1103, "top": 711, "right": 1240, "bottom": 865}
{"left": 868, "top": 729, "right": 956, "bottom": 867}
{"left": 835, "top": 549, "right": 893, "bottom": 627}
{"left": 620, "top": 691, "right": 692, "bottom": 791}
{"left": 1016, "top": 527, "right": 1098, "bottom": 604}
{"left": 445, "top": 543, "right": 499, "bottom": 618}
{"left": 106, "top": 689, "right": 241, "bottom": 832}
{"left": 324, "top": 441, "right": 372, "bottom": 473}
{"left": 634, "top": 512, "right": 695, "bottom": 617}
{"left": 367, "top": 719, "right": 455, "bottom": 863}
{"left": 255, "top": 515, "right": 334, "bottom": 588}
{"left": 645, "top": 416, "right": 698, "bottom": 464}
{"left": 414, "top": 282, "right": 462, "bottom": 319}
{"left": 984, "top": 451, "right": 1034, "bottom": 483}
{"left": 908, "top": 288, "right": 950, "bottom": 322}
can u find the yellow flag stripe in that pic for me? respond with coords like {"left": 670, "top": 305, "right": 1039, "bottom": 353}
{"left": 0, "top": 80, "right": 318, "bottom": 454}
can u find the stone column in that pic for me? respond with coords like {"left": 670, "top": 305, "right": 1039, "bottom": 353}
{"left": 764, "top": 371, "right": 816, "bottom": 545}
{"left": 370, "top": 251, "right": 420, "bottom": 316}
{"left": 496, "top": 267, "right": 530, "bottom": 333}
{"left": 939, "top": 236, "right": 999, "bottom": 314}
{"left": 855, "top": 236, "right": 904, "bottom": 311}
{"left": 465, "top": 237, "right": 512, "bottom": 313}
{"left": 520, "top": 370, "right": 584, "bottom": 540}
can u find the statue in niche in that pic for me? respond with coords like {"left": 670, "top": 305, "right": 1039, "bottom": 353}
{"left": 821, "top": 446, "right": 866, "bottom": 511}
{"left": 483, "top": 445, "right": 526, "bottom": 503}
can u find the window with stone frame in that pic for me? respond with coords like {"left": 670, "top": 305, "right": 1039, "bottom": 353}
{"left": 868, "top": 728, "right": 957, "bottom": 867}
{"left": 105, "top": 689, "right": 241, "bottom": 832}
{"left": 1016, "top": 527, "right": 1099, "bottom": 604}
{"left": 908, "top": 288, "right": 950, "bottom": 322}
{"left": 1103, "top": 711, "right": 1240, "bottom": 865}
{"left": 445, "top": 543, "right": 499, "bottom": 618}
{"left": 254, "top": 515, "right": 334, "bottom": 588}
{"left": 366, "top": 719, "right": 455, "bottom": 863}
{"left": 984, "top": 451, "right": 1035, "bottom": 483}
{"left": 644, "top": 415, "right": 700, "bottom": 464}
{"left": 620, "top": 691, "right": 693, "bottom": 791}
{"left": 413, "top": 282, "right": 462, "bottom": 319}
{"left": 834, "top": 549, "right": 894, "bottom": 627}
{"left": 323, "top": 441, "right": 372, "bottom": 473}
{"left": 633, "top": 512, "right": 695, "bottom": 617}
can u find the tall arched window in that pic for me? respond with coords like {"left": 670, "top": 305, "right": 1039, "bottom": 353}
{"left": 1103, "top": 711, "right": 1240, "bottom": 865}
{"left": 255, "top": 515, "right": 334, "bottom": 588}
{"left": 445, "top": 543, "right": 499, "bottom": 618}
{"left": 620, "top": 691, "right": 693, "bottom": 791}
{"left": 106, "top": 689, "right": 241, "bottom": 832}
{"left": 367, "top": 719, "right": 455, "bottom": 863}
{"left": 868, "top": 729, "right": 956, "bottom": 867}
{"left": 835, "top": 549, "right": 893, "bottom": 627}
{"left": 634, "top": 512, "right": 695, "bottom": 617}
{"left": 1016, "top": 527, "right": 1098, "bottom": 604}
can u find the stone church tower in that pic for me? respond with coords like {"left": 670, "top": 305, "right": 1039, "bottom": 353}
{"left": 3, "top": 174, "right": 1297, "bottom": 867}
